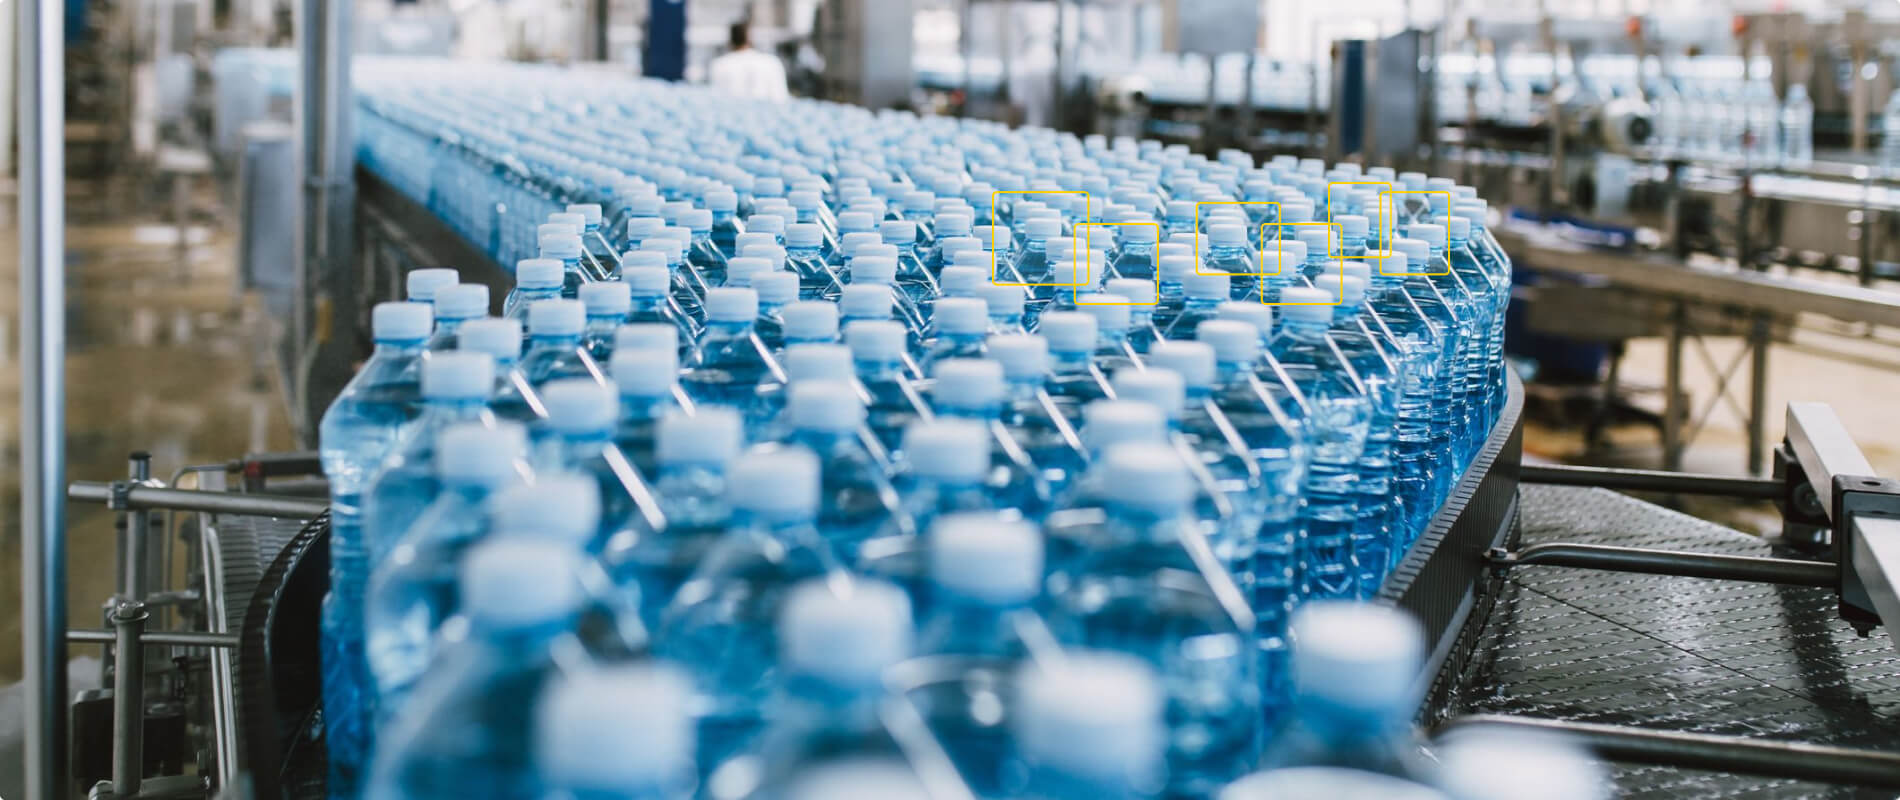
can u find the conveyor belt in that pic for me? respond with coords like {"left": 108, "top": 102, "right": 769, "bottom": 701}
{"left": 1447, "top": 484, "right": 1900, "bottom": 798}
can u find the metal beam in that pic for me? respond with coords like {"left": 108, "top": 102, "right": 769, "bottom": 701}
{"left": 69, "top": 481, "right": 330, "bottom": 519}
{"left": 1488, "top": 542, "right": 1839, "bottom": 587}
{"left": 1849, "top": 516, "right": 1900, "bottom": 655}
{"left": 1785, "top": 401, "right": 1876, "bottom": 520}
{"left": 67, "top": 629, "right": 241, "bottom": 648}
{"left": 18, "top": 0, "right": 67, "bottom": 791}
{"left": 1518, "top": 464, "right": 1783, "bottom": 499}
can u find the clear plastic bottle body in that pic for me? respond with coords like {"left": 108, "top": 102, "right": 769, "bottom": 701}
{"left": 363, "top": 482, "right": 503, "bottom": 718}
{"left": 1268, "top": 321, "right": 1371, "bottom": 602}
{"left": 683, "top": 319, "right": 778, "bottom": 420}
{"left": 521, "top": 333, "right": 608, "bottom": 388}
{"left": 603, "top": 457, "right": 729, "bottom": 633}
{"left": 789, "top": 427, "right": 906, "bottom": 563}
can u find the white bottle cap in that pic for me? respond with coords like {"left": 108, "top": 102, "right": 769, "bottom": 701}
{"left": 1101, "top": 441, "right": 1193, "bottom": 512}
{"left": 625, "top": 216, "right": 665, "bottom": 242}
{"left": 1330, "top": 275, "right": 1368, "bottom": 305}
{"left": 879, "top": 220, "right": 918, "bottom": 245}
{"left": 932, "top": 358, "right": 1005, "bottom": 410}
{"left": 843, "top": 319, "right": 906, "bottom": 362}
{"left": 781, "top": 300, "right": 839, "bottom": 341}
{"left": 1437, "top": 727, "right": 1607, "bottom": 800}
{"left": 977, "top": 283, "right": 1025, "bottom": 319}
{"left": 902, "top": 420, "right": 990, "bottom": 484}
{"left": 1038, "top": 311, "right": 1097, "bottom": 353}
{"left": 1109, "top": 369, "right": 1186, "bottom": 420}
{"left": 784, "top": 222, "right": 824, "bottom": 249}
{"left": 784, "top": 343, "right": 855, "bottom": 383}
{"left": 1263, "top": 239, "right": 1307, "bottom": 270}
{"left": 515, "top": 258, "right": 564, "bottom": 290}
{"left": 1447, "top": 216, "right": 1470, "bottom": 242}
{"left": 1078, "top": 297, "right": 1130, "bottom": 331}
{"left": 657, "top": 407, "right": 742, "bottom": 466}
{"left": 932, "top": 297, "right": 989, "bottom": 336}
{"left": 457, "top": 318, "right": 522, "bottom": 362}
{"left": 781, "top": 577, "right": 912, "bottom": 685}
{"left": 850, "top": 255, "right": 899, "bottom": 285}
{"left": 1280, "top": 287, "right": 1334, "bottom": 324}
{"left": 460, "top": 537, "right": 585, "bottom": 630}
{"left": 1023, "top": 216, "right": 1062, "bottom": 240}
{"left": 549, "top": 212, "right": 587, "bottom": 231}
{"left": 536, "top": 663, "right": 696, "bottom": 789}
{"left": 724, "top": 256, "right": 773, "bottom": 288}
{"left": 1198, "top": 319, "right": 1261, "bottom": 364}
{"left": 1184, "top": 271, "right": 1231, "bottom": 300}
{"left": 1337, "top": 214, "right": 1370, "bottom": 239}
{"left": 372, "top": 302, "right": 433, "bottom": 342}
{"left": 615, "top": 323, "right": 678, "bottom": 354}
{"left": 788, "top": 379, "right": 866, "bottom": 433}
{"left": 735, "top": 232, "right": 779, "bottom": 254}
{"left": 1296, "top": 227, "right": 1334, "bottom": 257}
{"left": 754, "top": 272, "right": 800, "bottom": 306}
{"left": 1159, "top": 254, "right": 1197, "bottom": 283}
{"left": 612, "top": 347, "right": 678, "bottom": 398}
{"left": 1015, "top": 652, "right": 1165, "bottom": 784}
{"left": 836, "top": 211, "right": 876, "bottom": 233}
{"left": 1408, "top": 223, "right": 1446, "bottom": 250}
{"left": 1145, "top": 340, "right": 1214, "bottom": 389}
{"left": 1289, "top": 601, "right": 1426, "bottom": 714}
{"left": 421, "top": 351, "right": 495, "bottom": 399}
{"left": 434, "top": 421, "right": 527, "bottom": 485}
{"left": 974, "top": 225, "right": 1011, "bottom": 251}
{"left": 840, "top": 231, "right": 883, "bottom": 259}
{"left": 948, "top": 247, "right": 994, "bottom": 274}
{"left": 1393, "top": 238, "right": 1430, "bottom": 266}
{"left": 929, "top": 512, "right": 1042, "bottom": 604}
{"left": 784, "top": 759, "right": 931, "bottom": 800}
{"left": 704, "top": 287, "right": 759, "bottom": 323}
{"left": 1082, "top": 400, "right": 1168, "bottom": 454}
{"left": 539, "top": 232, "right": 584, "bottom": 260}
{"left": 622, "top": 251, "right": 670, "bottom": 279}
{"left": 679, "top": 208, "right": 713, "bottom": 232}
{"left": 728, "top": 447, "right": 819, "bottom": 515}
{"left": 1209, "top": 223, "right": 1249, "bottom": 247}
{"left": 937, "top": 266, "right": 981, "bottom": 298}
{"left": 1106, "top": 278, "right": 1158, "bottom": 307}
{"left": 489, "top": 472, "right": 600, "bottom": 544}
{"left": 405, "top": 268, "right": 458, "bottom": 302}
{"left": 937, "top": 215, "right": 974, "bottom": 238}
{"left": 434, "top": 284, "right": 490, "bottom": 320}
{"left": 1215, "top": 301, "right": 1273, "bottom": 338}
{"left": 1364, "top": 249, "right": 1407, "bottom": 276}
{"left": 984, "top": 333, "right": 1047, "bottom": 381}
{"left": 704, "top": 188, "right": 738, "bottom": 212}
{"left": 541, "top": 378, "right": 616, "bottom": 434}
{"left": 579, "top": 281, "right": 631, "bottom": 317}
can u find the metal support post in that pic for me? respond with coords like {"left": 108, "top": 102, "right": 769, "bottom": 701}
{"left": 108, "top": 601, "right": 149, "bottom": 799}
{"left": 1662, "top": 300, "right": 1686, "bottom": 471}
{"left": 19, "top": 0, "right": 68, "bottom": 792}
{"left": 1747, "top": 315, "right": 1771, "bottom": 475}
{"left": 295, "top": 0, "right": 357, "bottom": 441}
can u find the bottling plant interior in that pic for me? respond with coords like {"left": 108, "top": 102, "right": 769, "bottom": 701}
{"left": 7, "top": 1, "right": 1900, "bottom": 799}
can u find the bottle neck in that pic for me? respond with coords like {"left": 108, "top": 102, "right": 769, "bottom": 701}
{"left": 529, "top": 333, "right": 584, "bottom": 350}
{"left": 371, "top": 338, "right": 427, "bottom": 356}
{"left": 619, "top": 393, "right": 675, "bottom": 421}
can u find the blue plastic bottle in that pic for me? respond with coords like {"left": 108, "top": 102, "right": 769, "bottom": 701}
{"left": 928, "top": 360, "right": 1050, "bottom": 518}
{"left": 621, "top": 260, "right": 697, "bottom": 350}
{"left": 752, "top": 272, "right": 801, "bottom": 353}
{"left": 1077, "top": 297, "right": 1142, "bottom": 374}
{"left": 577, "top": 281, "right": 632, "bottom": 362}
{"left": 363, "top": 421, "right": 530, "bottom": 720}
{"left": 537, "top": 379, "right": 666, "bottom": 547}
{"left": 986, "top": 333, "right": 1088, "bottom": 494}
{"left": 531, "top": 663, "right": 698, "bottom": 800}
{"left": 682, "top": 287, "right": 783, "bottom": 425}
{"left": 850, "top": 254, "right": 930, "bottom": 334}
{"left": 845, "top": 319, "right": 932, "bottom": 454}
{"left": 539, "top": 227, "right": 590, "bottom": 298}
{"left": 786, "top": 379, "right": 906, "bottom": 562}
{"left": 978, "top": 282, "right": 1029, "bottom": 336}
{"left": 1391, "top": 237, "right": 1465, "bottom": 521}
{"left": 1266, "top": 288, "right": 1371, "bottom": 601}
{"left": 1162, "top": 272, "right": 1230, "bottom": 340}
{"left": 360, "top": 351, "right": 496, "bottom": 563}
{"left": 505, "top": 259, "right": 565, "bottom": 322}
{"left": 456, "top": 317, "right": 547, "bottom": 427}
{"left": 364, "top": 538, "right": 589, "bottom": 799}
{"left": 426, "top": 284, "right": 490, "bottom": 351}
{"left": 785, "top": 222, "right": 836, "bottom": 298}
{"left": 1317, "top": 267, "right": 1404, "bottom": 591}
{"left": 602, "top": 408, "right": 743, "bottom": 634}
{"left": 1014, "top": 652, "right": 1167, "bottom": 800}
{"left": 1261, "top": 603, "right": 1432, "bottom": 780}
{"left": 317, "top": 301, "right": 431, "bottom": 799}
{"left": 520, "top": 299, "right": 608, "bottom": 387}
{"left": 1106, "top": 278, "right": 1162, "bottom": 354}
{"left": 921, "top": 296, "right": 990, "bottom": 371}
{"left": 1038, "top": 312, "right": 1113, "bottom": 418}
{"left": 654, "top": 448, "right": 834, "bottom": 776}
{"left": 1203, "top": 223, "right": 1259, "bottom": 300}
{"left": 610, "top": 346, "right": 683, "bottom": 476}
{"left": 1153, "top": 253, "right": 1194, "bottom": 329}
{"left": 1013, "top": 216, "right": 1063, "bottom": 286}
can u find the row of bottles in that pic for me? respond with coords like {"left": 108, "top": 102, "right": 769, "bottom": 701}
{"left": 329, "top": 71, "right": 1527, "bottom": 799}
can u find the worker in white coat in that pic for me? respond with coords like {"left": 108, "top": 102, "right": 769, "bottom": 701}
{"left": 707, "top": 23, "right": 789, "bottom": 101}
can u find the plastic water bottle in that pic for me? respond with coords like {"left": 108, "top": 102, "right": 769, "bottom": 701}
{"left": 1111, "top": 218, "right": 1160, "bottom": 281}
{"left": 655, "top": 447, "right": 831, "bottom": 774}
{"left": 456, "top": 317, "right": 548, "bottom": 427}
{"left": 1780, "top": 84, "right": 1813, "bottom": 167}
{"left": 1262, "top": 602, "right": 1430, "bottom": 779}
{"left": 317, "top": 301, "right": 430, "bottom": 799}
{"left": 787, "top": 379, "right": 905, "bottom": 562}
{"left": 365, "top": 537, "right": 589, "bottom": 799}
{"left": 1106, "top": 278, "right": 1161, "bottom": 353}
{"left": 1436, "top": 725, "right": 1608, "bottom": 800}
{"left": 532, "top": 663, "right": 698, "bottom": 799}
{"left": 1039, "top": 311, "right": 1112, "bottom": 416}
{"left": 363, "top": 420, "right": 530, "bottom": 718}
{"left": 622, "top": 260, "right": 697, "bottom": 351}
{"left": 752, "top": 271, "right": 801, "bottom": 352}
{"left": 539, "top": 227, "right": 590, "bottom": 297}
{"left": 845, "top": 319, "right": 932, "bottom": 454}
{"left": 722, "top": 578, "right": 927, "bottom": 794}
{"left": 682, "top": 287, "right": 783, "bottom": 423}
{"left": 987, "top": 333, "right": 1089, "bottom": 495}
{"left": 1013, "top": 216, "right": 1062, "bottom": 285}
{"left": 1445, "top": 218, "right": 1497, "bottom": 445}
{"left": 1053, "top": 442, "right": 1260, "bottom": 797}
{"left": 1316, "top": 268, "right": 1403, "bottom": 588}
{"left": 1884, "top": 90, "right": 1900, "bottom": 177}
{"left": 426, "top": 284, "right": 489, "bottom": 351}
{"left": 1265, "top": 288, "right": 1371, "bottom": 601}
{"left": 928, "top": 360, "right": 1050, "bottom": 518}
{"left": 1014, "top": 652, "right": 1167, "bottom": 799}
{"left": 1203, "top": 223, "right": 1258, "bottom": 300}
{"left": 785, "top": 222, "right": 836, "bottom": 298}
{"left": 1387, "top": 238, "right": 1462, "bottom": 531}
{"left": 405, "top": 268, "right": 458, "bottom": 308}
{"left": 504, "top": 259, "right": 564, "bottom": 322}
{"left": 851, "top": 255, "right": 930, "bottom": 334}
{"left": 603, "top": 408, "right": 743, "bottom": 633}
{"left": 1162, "top": 271, "right": 1229, "bottom": 340}
{"left": 538, "top": 379, "right": 666, "bottom": 546}
{"left": 520, "top": 299, "right": 607, "bottom": 387}
{"left": 609, "top": 346, "right": 682, "bottom": 475}
{"left": 360, "top": 351, "right": 496, "bottom": 562}
{"left": 921, "top": 296, "right": 991, "bottom": 370}
{"left": 577, "top": 281, "right": 632, "bottom": 361}
{"left": 978, "top": 282, "right": 1029, "bottom": 336}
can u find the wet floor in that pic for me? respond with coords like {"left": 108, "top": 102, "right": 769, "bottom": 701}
{"left": 0, "top": 177, "right": 297, "bottom": 686}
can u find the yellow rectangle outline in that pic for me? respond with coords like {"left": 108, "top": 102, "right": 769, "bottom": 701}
{"left": 1071, "top": 221, "right": 1162, "bottom": 306}
{"left": 1257, "top": 221, "right": 1346, "bottom": 306}
{"left": 1324, "top": 180, "right": 1394, "bottom": 258}
{"left": 989, "top": 190, "right": 1093, "bottom": 287}
{"left": 1191, "top": 201, "right": 1281, "bottom": 276}
{"left": 1376, "top": 189, "right": 1453, "bottom": 276}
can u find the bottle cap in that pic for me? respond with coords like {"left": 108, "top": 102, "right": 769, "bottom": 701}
{"left": 841, "top": 320, "right": 905, "bottom": 365}
{"left": 1407, "top": 223, "right": 1446, "bottom": 250}
{"left": 902, "top": 420, "right": 990, "bottom": 484}
{"left": 541, "top": 379, "right": 616, "bottom": 434}
{"left": 1082, "top": 400, "right": 1168, "bottom": 455}
{"left": 851, "top": 256, "right": 899, "bottom": 285}
{"left": 786, "top": 189, "right": 823, "bottom": 211}
{"left": 536, "top": 664, "right": 695, "bottom": 788}
{"left": 879, "top": 220, "right": 917, "bottom": 245}
{"left": 1158, "top": 254, "right": 1197, "bottom": 283}
{"left": 754, "top": 272, "right": 800, "bottom": 306}
{"left": 460, "top": 537, "right": 585, "bottom": 629}
{"left": 1289, "top": 601, "right": 1426, "bottom": 713}
{"left": 1038, "top": 311, "right": 1097, "bottom": 353}
{"left": 781, "top": 578, "right": 912, "bottom": 685}
{"left": 579, "top": 281, "right": 631, "bottom": 317}
{"left": 625, "top": 216, "right": 665, "bottom": 242}
{"left": 840, "top": 231, "right": 884, "bottom": 258}
{"left": 529, "top": 299, "right": 586, "bottom": 336}
{"left": 1145, "top": 340, "right": 1214, "bottom": 389}
{"left": 1109, "top": 369, "right": 1185, "bottom": 420}
{"left": 549, "top": 212, "right": 587, "bottom": 232}
{"left": 788, "top": 379, "right": 866, "bottom": 433}
{"left": 611, "top": 347, "right": 678, "bottom": 398}
{"left": 1016, "top": 652, "right": 1165, "bottom": 784}
{"left": 735, "top": 231, "right": 779, "bottom": 254}
{"left": 940, "top": 266, "right": 984, "bottom": 296}
{"left": 704, "top": 287, "right": 759, "bottom": 323}
{"left": 456, "top": 318, "right": 522, "bottom": 362}
{"left": 564, "top": 203, "right": 603, "bottom": 227}
{"left": 839, "top": 284, "right": 893, "bottom": 319}
{"left": 782, "top": 300, "right": 840, "bottom": 341}
{"left": 539, "top": 232, "right": 584, "bottom": 260}
{"left": 932, "top": 358, "right": 1005, "bottom": 410}
{"left": 728, "top": 447, "right": 819, "bottom": 515}
{"left": 743, "top": 215, "right": 785, "bottom": 236}
{"left": 421, "top": 351, "right": 495, "bottom": 399}
{"left": 836, "top": 211, "right": 876, "bottom": 234}
{"left": 1101, "top": 441, "right": 1192, "bottom": 512}
{"left": 935, "top": 214, "right": 974, "bottom": 238}
{"left": 1023, "top": 216, "right": 1061, "bottom": 240}
{"left": 1078, "top": 296, "right": 1130, "bottom": 331}
{"left": 929, "top": 512, "right": 1042, "bottom": 604}
{"left": 784, "top": 343, "right": 855, "bottom": 383}
{"left": 1209, "top": 223, "right": 1249, "bottom": 247}
{"left": 932, "top": 297, "right": 989, "bottom": 336}
{"left": 615, "top": 323, "right": 678, "bottom": 354}
{"left": 621, "top": 265, "right": 670, "bottom": 298}
{"left": 434, "top": 421, "right": 527, "bottom": 485}
{"left": 1198, "top": 319, "right": 1261, "bottom": 364}
{"left": 1105, "top": 278, "right": 1158, "bottom": 307}
{"left": 434, "top": 284, "right": 490, "bottom": 320}
{"left": 985, "top": 333, "right": 1047, "bottom": 381}
{"left": 372, "top": 301, "right": 432, "bottom": 342}
{"left": 977, "top": 283, "right": 1024, "bottom": 318}
{"left": 489, "top": 472, "right": 599, "bottom": 545}
{"left": 786, "top": 222, "right": 824, "bottom": 248}
{"left": 679, "top": 208, "right": 712, "bottom": 232}
{"left": 1165, "top": 199, "right": 1197, "bottom": 220}
{"left": 405, "top": 268, "right": 458, "bottom": 302}
{"left": 704, "top": 189, "right": 738, "bottom": 213}
{"left": 1183, "top": 271, "right": 1230, "bottom": 300}
{"left": 1437, "top": 726, "right": 1607, "bottom": 800}
{"left": 1393, "top": 237, "right": 1430, "bottom": 267}
{"left": 1214, "top": 301, "right": 1273, "bottom": 338}
{"left": 1447, "top": 216, "right": 1471, "bottom": 241}
{"left": 1337, "top": 214, "right": 1369, "bottom": 239}
{"left": 657, "top": 407, "right": 742, "bottom": 466}
{"left": 1279, "top": 287, "right": 1334, "bottom": 324}
{"left": 974, "top": 225, "right": 1011, "bottom": 250}
{"left": 724, "top": 256, "right": 773, "bottom": 288}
